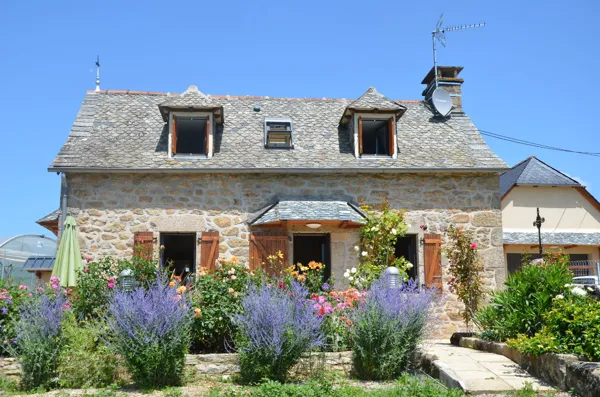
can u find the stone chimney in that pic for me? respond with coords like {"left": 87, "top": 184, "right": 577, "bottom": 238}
{"left": 421, "top": 66, "right": 464, "bottom": 113}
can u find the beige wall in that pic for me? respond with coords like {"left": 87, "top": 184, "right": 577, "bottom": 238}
{"left": 504, "top": 244, "right": 600, "bottom": 261}
{"left": 502, "top": 186, "right": 600, "bottom": 232}
{"left": 64, "top": 171, "right": 504, "bottom": 334}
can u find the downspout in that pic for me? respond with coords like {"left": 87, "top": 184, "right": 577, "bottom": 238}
{"left": 60, "top": 173, "right": 68, "bottom": 239}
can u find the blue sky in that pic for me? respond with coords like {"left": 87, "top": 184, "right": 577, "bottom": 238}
{"left": 0, "top": 0, "right": 598, "bottom": 238}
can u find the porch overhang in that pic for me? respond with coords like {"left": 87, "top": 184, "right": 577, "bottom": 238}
{"left": 36, "top": 209, "right": 60, "bottom": 237}
{"left": 250, "top": 200, "right": 366, "bottom": 228}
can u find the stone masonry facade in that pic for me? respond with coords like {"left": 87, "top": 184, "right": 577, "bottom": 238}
{"left": 66, "top": 171, "right": 504, "bottom": 334}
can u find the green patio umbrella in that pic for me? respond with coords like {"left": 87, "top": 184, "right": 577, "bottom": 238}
{"left": 52, "top": 216, "right": 82, "bottom": 287}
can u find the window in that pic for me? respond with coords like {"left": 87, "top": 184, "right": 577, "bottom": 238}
{"left": 358, "top": 116, "right": 395, "bottom": 156}
{"left": 160, "top": 233, "right": 196, "bottom": 282}
{"left": 171, "top": 115, "right": 209, "bottom": 156}
{"left": 264, "top": 118, "right": 293, "bottom": 148}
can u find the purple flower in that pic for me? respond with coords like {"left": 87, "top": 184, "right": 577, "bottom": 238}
{"left": 321, "top": 283, "right": 330, "bottom": 291}
{"left": 1, "top": 308, "right": 7, "bottom": 315}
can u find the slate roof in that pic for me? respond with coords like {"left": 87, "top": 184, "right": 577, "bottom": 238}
{"left": 500, "top": 156, "right": 581, "bottom": 196}
{"left": 251, "top": 200, "right": 366, "bottom": 225}
{"left": 346, "top": 87, "right": 404, "bottom": 111}
{"left": 158, "top": 85, "right": 223, "bottom": 121}
{"left": 49, "top": 87, "right": 507, "bottom": 172}
{"left": 22, "top": 256, "right": 55, "bottom": 272}
{"left": 36, "top": 209, "right": 60, "bottom": 225}
{"left": 503, "top": 232, "right": 600, "bottom": 246}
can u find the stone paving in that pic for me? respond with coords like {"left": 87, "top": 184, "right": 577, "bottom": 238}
{"left": 423, "top": 341, "right": 557, "bottom": 395}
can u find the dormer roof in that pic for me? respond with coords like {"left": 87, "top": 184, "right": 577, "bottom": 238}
{"left": 158, "top": 85, "right": 223, "bottom": 123}
{"left": 340, "top": 87, "right": 406, "bottom": 124}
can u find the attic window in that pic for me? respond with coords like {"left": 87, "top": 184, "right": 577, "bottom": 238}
{"left": 264, "top": 118, "right": 293, "bottom": 149}
{"left": 358, "top": 116, "right": 395, "bottom": 156}
{"left": 171, "top": 115, "right": 209, "bottom": 156}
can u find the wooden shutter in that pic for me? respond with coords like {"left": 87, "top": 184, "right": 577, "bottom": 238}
{"left": 200, "top": 231, "right": 219, "bottom": 272}
{"left": 205, "top": 118, "right": 210, "bottom": 155}
{"left": 424, "top": 233, "right": 442, "bottom": 290}
{"left": 249, "top": 232, "right": 288, "bottom": 276}
{"left": 387, "top": 117, "right": 395, "bottom": 156}
{"left": 171, "top": 116, "right": 177, "bottom": 155}
{"left": 134, "top": 232, "right": 154, "bottom": 260}
{"left": 358, "top": 116, "right": 363, "bottom": 155}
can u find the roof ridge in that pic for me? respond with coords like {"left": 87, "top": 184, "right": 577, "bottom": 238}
{"left": 86, "top": 90, "right": 424, "bottom": 103}
{"left": 526, "top": 156, "right": 582, "bottom": 186}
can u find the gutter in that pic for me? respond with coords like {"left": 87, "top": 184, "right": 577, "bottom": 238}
{"left": 60, "top": 173, "right": 67, "bottom": 238}
{"left": 48, "top": 166, "right": 509, "bottom": 174}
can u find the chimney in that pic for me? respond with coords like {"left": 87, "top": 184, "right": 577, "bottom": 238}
{"left": 421, "top": 66, "right": 464, "bottom": 114}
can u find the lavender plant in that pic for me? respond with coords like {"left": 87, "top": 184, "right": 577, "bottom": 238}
{"left": 10, "top": 291, "right": 68, "bottom": 390}
{"left": 350, "top": 277, "right": 437, "bottom": 380}
{"left": 234, "top": 281, "right": 324, "bottom": 383}
{"left": 104, "top": 273, "right": 193, "bottom": 389}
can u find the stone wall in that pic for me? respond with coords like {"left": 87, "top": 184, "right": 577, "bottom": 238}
{"left": 65, "top": 172, "right": 504, "bottom": 333}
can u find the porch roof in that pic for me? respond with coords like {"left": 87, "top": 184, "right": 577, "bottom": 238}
{"left": 503, "top": 231, "right": 600, "bottom": 246}
{"left": 250, "top": 200, "right": 366, "bottom": 226}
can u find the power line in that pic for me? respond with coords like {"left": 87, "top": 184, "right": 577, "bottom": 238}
{"left": 478, "top": 129, "right": 600, "bottom": 157}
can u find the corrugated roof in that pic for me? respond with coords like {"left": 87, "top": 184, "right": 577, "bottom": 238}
{"left": 49, "top": 86, "right": 507, "bottom": 172}
{"left": 500, "top": 156, "right": 581, "bottom": 196}
{"left": 251, "top": 200, "right": 366, "bottom": 225}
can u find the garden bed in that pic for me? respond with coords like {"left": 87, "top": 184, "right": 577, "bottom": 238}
{"left": 458, "top": 336, "right": 600, "bottom": 397}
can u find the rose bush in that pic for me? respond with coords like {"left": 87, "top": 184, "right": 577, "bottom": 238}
{"left": 0, "top": 280, "right": 32, "bottom": 357}
{"left": 190, "top": 257, "right": 262, "bottom": 353}
{"left": 284, "top": 260, "right": 326, "bottom": 294}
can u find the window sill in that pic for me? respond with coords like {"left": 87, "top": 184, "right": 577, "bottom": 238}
{"left": 172, "top": 154, "right": 210, "bottom": 160}
{"left": 359, "top": 155, "right": 395, "bottom": 160}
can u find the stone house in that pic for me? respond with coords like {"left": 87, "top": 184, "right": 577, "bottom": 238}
{"left": 46, "top": 66, "right": 507, "bottom": 331}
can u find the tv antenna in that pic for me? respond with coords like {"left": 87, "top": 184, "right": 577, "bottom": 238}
{"left": 95, "top": 56, "right": 101, "bottom": 92}
{"left": 432, "top": 14, "right": 485, "bottom": 89}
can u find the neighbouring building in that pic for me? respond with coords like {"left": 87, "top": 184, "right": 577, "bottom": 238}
{"left": 501, "top": 156, "right": 600, "bottom": 275}
{"left": 46, "top": 65, "right": 508, "bottom": 332}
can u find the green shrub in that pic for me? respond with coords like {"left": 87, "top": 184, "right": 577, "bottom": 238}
{"left": 57, "top": 314, "right": 120, "bottom": 388}
{"left": 508, "top": 290, "right": 600, "bottom": 361}
{"left": 476, "top": 253, "right": 572, "bottom": 341}
{"left": 191, "top": 258, "right": 262, "bottom": 353}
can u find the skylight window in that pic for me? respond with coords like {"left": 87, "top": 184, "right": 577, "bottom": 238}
{"left": 171, "top": 115, "right": 209, "bottom": 156}
{"left": 264, "top": 118, "right": 293, "bottom": 149}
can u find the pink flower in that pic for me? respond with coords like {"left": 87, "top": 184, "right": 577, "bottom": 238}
{"left": 160, "top": 245, "right": 165, "bottom": 249}
{"left": 470, "top": 243, "right": 477, "bottom": 249}
{"left": 173, "top": 294, "right": 182, "bottom": 302}
{"left": 317, "top": 296, "right": 326, "bottom": 304}
{"left": 18, "top": 285, "right": 27, "bottom": 291}
{"left": 50, "top": 276, "right": 59, "bottom": 284}
{"left": 107, "top": 282, "right": 115, "bottom": 289}
{"left": 313, "top": 303, "right": 322, "bottom": 312}
{"left": 323, "top": 302, "right": 334, "bottom": 314}
{"left": 51, "top": 283, "right": 59, "bottom": 290}
{"left": 230, "top": 275, "right": 237, "bottom": 280}
{"left": 108, "top": 277, "right": 115, "bottom": 283}
{"left": 85, "top": 257, "right": 92, "bottom": 263}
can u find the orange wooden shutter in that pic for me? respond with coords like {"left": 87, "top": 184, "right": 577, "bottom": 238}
{"left": 200, "top": 231, "right": 219, "bottom": 272}
{"left": 424, "top": 233, "right": 443, "bottom": 290}
{"left": 171, "top": 116, "right": 177, "bottom": 155}
{"left": 205, "top": 118, "right": 210, "bottom": 155}
{"left": 134, "top": 232, "right": 154, "bottom": 260}
{"left": 358, "top": 116, "right": 363, "bottom": 155}
{"left": 249, "top": 232, "right": 288, "bottom": 276}
{"left": 388, "top": 117, "right": 395, "bottom": 156}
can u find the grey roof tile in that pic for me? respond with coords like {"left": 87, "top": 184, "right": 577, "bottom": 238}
{"left": 503, "top": 231, "right": 600, "bottom": 246}
{"left": 347, "top": 87, "right": 404, "bottom": 110}
{"left": 36, "top": 209, "right": 60, "bottom": 224}
{"left": 500, "top": 156, "right": 581, "bottom": 196}
{"left": 50, "top": 88, "right": 507, "bottom": 171}
{"left": 251, "top": 200, "right": 366, "bottom": 225}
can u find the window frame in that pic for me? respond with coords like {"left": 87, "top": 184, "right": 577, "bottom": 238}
{"left": 353, "top": 113, "right": 396, "bottom": 159}
{"left": 168, "top": 111, "right": 214, "bottom": 159}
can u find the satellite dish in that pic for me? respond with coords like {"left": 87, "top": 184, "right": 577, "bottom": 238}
{"left": 431, "top": 87, "right": 453, "bottom": 116}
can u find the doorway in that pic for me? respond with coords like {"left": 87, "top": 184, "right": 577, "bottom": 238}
{"left": 293, "top": 234, "right": 331, "bottom": 282}
{"left": 395, "top": 234, "right": 418, "bottom": 281}
{"left": 160, "top": 233, "right": 196, "bottom": 281}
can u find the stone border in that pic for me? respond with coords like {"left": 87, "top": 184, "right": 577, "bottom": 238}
{"left": 1, "top": 352, "right": 352, "bottom": 382}
{"left": 459, "top": 337, "right": 600, "bottom": 397}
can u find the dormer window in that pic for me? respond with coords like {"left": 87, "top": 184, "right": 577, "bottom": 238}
{"left": 358, "top": 116, "right": 395, "bottom": 157}
{"left": 264, "top": 118, "right": 293, "bottom": 149}
{"left": 170, "top": 112, "right": 212, "bottom": 157}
